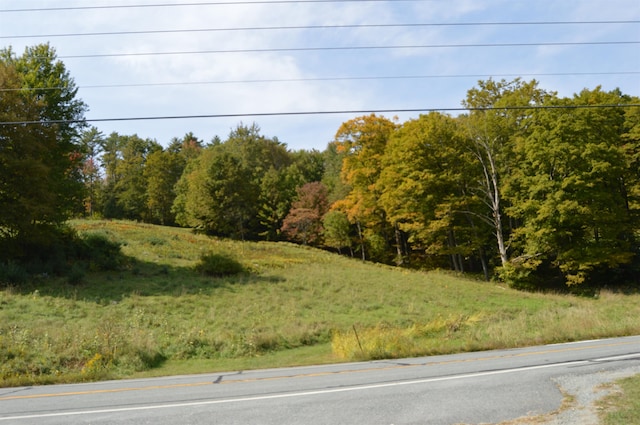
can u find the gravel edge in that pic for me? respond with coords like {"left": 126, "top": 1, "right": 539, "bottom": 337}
{"left": 545, "top": 365, "right": 640, "bottom": 425}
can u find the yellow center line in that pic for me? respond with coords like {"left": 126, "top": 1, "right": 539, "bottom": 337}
{"left": 0, "top": 339, "right": 636, "bottom": 401}
{"left": 0, "top": 381, "right": 213, "bottom": 400}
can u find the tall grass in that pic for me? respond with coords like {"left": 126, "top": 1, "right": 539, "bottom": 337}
{"left": 1, "top": 219, "right": 640, "bottom": 386}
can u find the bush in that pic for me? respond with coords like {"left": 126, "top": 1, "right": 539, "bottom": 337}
{"left": 67, "top": 263, "right": 86, "bottom": 285}
{"left": 0, "top": 261, "right": 28, "bottom": 286}
{"left": 195, "top": 252, "right": 245, "bottom": 277}
{"left": 80, "top": 233, "right": 124, "bottom": 271}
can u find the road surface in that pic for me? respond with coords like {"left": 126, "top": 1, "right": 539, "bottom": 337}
{"left": 1, "top": 335, "right": 639, "bottom": 424}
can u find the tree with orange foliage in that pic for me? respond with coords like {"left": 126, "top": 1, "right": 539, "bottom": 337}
{"left": 331, "top": 114, "right": 397, "bottom": 261}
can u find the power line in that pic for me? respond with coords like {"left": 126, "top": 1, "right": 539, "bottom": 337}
{"left": 1, "top": 71, "right": 638, "bottom": 93}
{"left": 1, "top": 104, "right": 638, "bottom": 127}
{"left": 4, "top": 20, "right": 638, "bottom": 39}
{"left": 0, "top": 0, "right": 429, "bottom": 13}
{"left": 56, "top": 41, "right": 640, "bottom": 59}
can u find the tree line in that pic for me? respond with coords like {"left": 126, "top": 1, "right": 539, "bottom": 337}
{"left": 1, "top": 44, "right": 639, "bottom": 289}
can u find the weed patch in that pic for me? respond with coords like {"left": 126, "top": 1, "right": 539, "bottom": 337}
{"left": 332, "top": 315, "right": 484, "bottom": 360}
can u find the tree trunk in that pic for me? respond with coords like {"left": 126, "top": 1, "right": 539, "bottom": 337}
{"left": 356, "top": 220, "right": 366, "bottom": 261}
{"left": 394, "top": 223, "right": 404, "bottom": 266}
{"left": 479, "top": 139, "right": 509, "bottom": 268}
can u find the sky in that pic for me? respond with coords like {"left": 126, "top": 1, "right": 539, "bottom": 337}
{"left": 1, "top": 0, "right": 639, "bottom": 151}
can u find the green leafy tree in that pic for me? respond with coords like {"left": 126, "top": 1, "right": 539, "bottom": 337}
{"left": 290, "top": 149, "right": 325, "bottom": 183}
{"left": 322, "top": 210, "right": 353, "bottom": 255}
{"left": 258, "top": 165, "right": 303, "bottom": 240}
{"left": 144, "top": 148, "right": 185, "bottom": 225}
{"left": 0, "top": 63, "right": 56, "bottom": 241}
{"left": 100, "top": 133, "right": 160, "bottom": 220}
{"left": 202, "top": 148, "right": 255, "bottom": 238}
{"left": 461, "top": 78, "right": 553, "bottom": 270}
{"left": 167, "top": 132, "right": 204, "bottom": 161}
{"left": 379, "top": 112, "right": 490, "bottom": 275}
{"left": 142, "top": 134, "right": 200, "bottom": 225}
{"left": 258, "top": 149, "right": 325, "bottom": 240}
{"left": 99, "top": 132, "right": 125, "bottom": 218}
{"left": 79, "top": 127, "right": 105, "bottom": 216}
{"left": 117, "top": 136, "right": 161, "bottom": 221}
{"left": 168, "top": 133, "right": 204, "bottom": 226}
{"left": 321, "top": 141, "right": 351, "bottom": 204}
{"left": 1, "top": 44, "right": 87, "bottom": 142}
{"left": 174, "top": 124, "right": 290, "bottom": 239}
{"left": 505, "top": 88, "right": 638, "bottom": 286}
{"left": 621, "top": 101, "right": 640, "bottom": 222}
{"left": 0, "top": 45, "right": 87, "bottom": 258}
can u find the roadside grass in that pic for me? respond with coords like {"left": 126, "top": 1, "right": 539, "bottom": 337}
{"left": 1, "top": 219, "right": 640, "bottom": 387}
{"left": 599, "top": 374, "right": 640, "bottom": 425}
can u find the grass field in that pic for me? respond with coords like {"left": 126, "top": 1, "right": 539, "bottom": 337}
{"left": 1, "top": 219, "right": 640, "bottom": 387}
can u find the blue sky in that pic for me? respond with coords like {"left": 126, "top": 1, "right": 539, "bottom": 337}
{"left": 1, "top": 0, "right": 639, "bottom": 151}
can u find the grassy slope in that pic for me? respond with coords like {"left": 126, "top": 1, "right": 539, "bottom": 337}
{"left": 1, "top": 219, "right": 640, "bottom": 386}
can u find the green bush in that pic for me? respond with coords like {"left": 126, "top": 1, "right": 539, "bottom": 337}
{"left": 195, "top": 252, "right": 245, "bottom": 277}
{"left": 66, "top": 263, "right": 86, "bottom": 285}
{"left": 0, "top": 261, "right": 28, "bottom": 285}
{"left": 80, "top": 233, "right": 124, "bottom": 271}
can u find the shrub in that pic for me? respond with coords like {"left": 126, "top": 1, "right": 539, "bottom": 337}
{"left": 195, "top": 252, "right": 245, "bottom": 277}
{"left": 81, "top": 233, "right": 124, "bottom": 271}
{"left": 0, "top": 261, "right": 28, "bottom": 285}
{"left": 67, "top": 263, "right": 86, "bottom": 285}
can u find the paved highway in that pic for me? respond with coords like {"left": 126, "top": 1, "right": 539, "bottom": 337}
{"left": 1, "top": 335, "right": 639, "bottom": 424}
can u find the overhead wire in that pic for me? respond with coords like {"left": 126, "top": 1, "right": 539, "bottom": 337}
{"left": 3, "top": 20, "right": 638, "bottom": 40}
{"left": 1, "top": 71, "right": 639, "bottom": 93}
{"left": 51, "top": 41, "right": 639, "bottom": 59}
{"left": 1, "top": 0, "right": 636, "bottom": 130}
{"left": 1, "top": 0, "right": 431, "bottom": 13}
{"left": 1, "top": 104, "right": 639, "bottom": 127}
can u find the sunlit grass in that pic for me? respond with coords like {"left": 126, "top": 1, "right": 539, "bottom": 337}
{"left": 1, "top": 219, "right": 640, "bottom": 386}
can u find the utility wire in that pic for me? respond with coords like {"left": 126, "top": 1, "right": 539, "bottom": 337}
{"left": 1, "top": 104, "right": 638, "bottom": 127}
{"left": 1, "top": 71, "right": 638, "bottom": 93}
{"left": 4, "top": 20, "right": 638, "bottom": 39}
{"left": 0, "top": 0, "right": 429, "bottom": 13}
{"left": 56, "top": 41, "right": 640, "bottom": 59}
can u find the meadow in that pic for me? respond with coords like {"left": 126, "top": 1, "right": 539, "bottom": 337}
{"left": 1, "top": 219, "right": 640, "bottom": 387}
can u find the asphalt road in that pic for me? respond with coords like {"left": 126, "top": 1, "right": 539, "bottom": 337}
{"left": 1, "top": 335, "right": 639, "bottom": 425}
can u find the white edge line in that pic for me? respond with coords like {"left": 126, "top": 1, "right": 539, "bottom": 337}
{"left": 0, "top": 360, "right": 588, "bottom": 421}
{"left": 593, "top": 353, "right": 640, "bottom": 362}
{"left": 545, "top": 339, "right": 603, "bottom": 346}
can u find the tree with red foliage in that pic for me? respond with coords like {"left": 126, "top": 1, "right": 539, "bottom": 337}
{"left": 281, "top": 182, "right": 329, "bottom": 245}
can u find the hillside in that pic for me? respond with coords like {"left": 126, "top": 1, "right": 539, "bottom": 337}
{"left": 1, "top": 219, "right": 639, "bottom": 387}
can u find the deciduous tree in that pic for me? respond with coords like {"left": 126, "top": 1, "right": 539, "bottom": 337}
{"left": 461, "top": 79, "right": 553, "bottom": 269}
{"left": 174, "top": 124, "right": 291, "bottom": 239}
{"left": 145, "top": 148, "right": 185, "bottom": 225}
{"left": 282, "top": 182, "right": 329, "bottom": 245}
{"left": 379, "top": 112, "right": 489, "bottom": 274}
{"left": 0, "top": 45, "right": 87, "bottom": 258}
{"left": 331, "top": 114, "right": 397, "bottom": 260}
{"left": 506, "top": 88, "right": 638, "bottom": 285}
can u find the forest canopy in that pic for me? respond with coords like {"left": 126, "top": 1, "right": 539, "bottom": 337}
{"left": 1, "top": 44, "right": 639, "bottom": 289}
